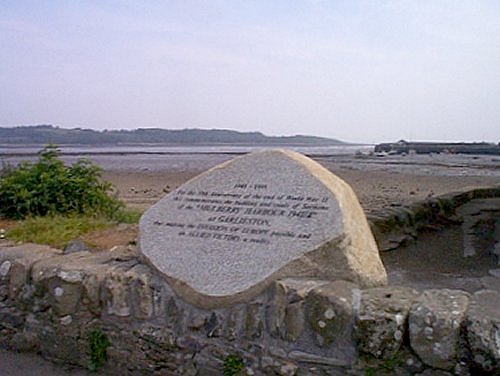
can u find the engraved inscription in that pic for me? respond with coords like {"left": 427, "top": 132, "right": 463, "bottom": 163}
{"left": 153, "top": 183, "right": 331, "bottom": 245}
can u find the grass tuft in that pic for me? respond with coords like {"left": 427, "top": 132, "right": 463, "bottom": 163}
{"left": 6, "top": 214, "right": 112, "bottom": 249}
{"left": 112, "top": 208, "right": 143, "bottom": 224}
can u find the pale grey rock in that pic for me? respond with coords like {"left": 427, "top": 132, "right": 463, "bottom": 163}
{"left": 267, "top": 278, "right": 329, "bottom": 339}
{"left": 57, "top": 269, "right": 83, "bottom": 283}
{"left": 176, "top": 335, "right": 202, "bottom": 353}
{"left": 488, "top": 268, "right": 500, "bottom": 278}
{"left": 245, "top": 301, "right": 264, "bottom": 339}
{"left": 139, "top": 149, "right": 386, "bottom": 308}
{"left": 285, "top": 301, "right": 306, "bottom": 342}
{"left": 188, "top": 313, "right": 205, "bottom": 330}
{"left": 224, "top": 305, "right": 245, "bottom": 340}
{"left": 60, "top": 315, "right": 72, "bottom": 326}
{"left": 63, "top": 240, "right": 93, "bottom": 254}
{"left": 47, "top": 277, "right": 82, "bottom": 316}
{"left": 306, "top": 280, "right": 359, "bottom": 349}
{"left": 0, "top": 243, "right": 60, "bottom": 300}
{"left": 480, "top": 276, "right": 500, "bottom": 294}
{"left": 356, "top": 285, "right": 420, "bottom": 359}
{"left": 102, "top": 271, "right": 131, "bottom": 317}
{"left": 409, "top": 289, "right": 470, "bottom": 370}
{"left": 0, "top": 260, "right": 11, "bottom": 278}
{"left": 125, "top": 265, "right": 154, "bottom": 319}
{"left": 279, "top": 363, "right": 298, "bottom": 376}
{"left": 466, "top": 289, "right": 500, "bottom": 373}
{"left": 82, "top": 274, "right": 101, "bottom": 313}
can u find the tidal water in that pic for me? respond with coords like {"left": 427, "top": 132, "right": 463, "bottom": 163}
{"left": 1, "top": 144, "right": 499, "bottom": 177}
{"left": 0, "top": 144, "right": 370, "bottom": 172}
{"left": 0, "top": 144, "right": 369, "bottom": 156}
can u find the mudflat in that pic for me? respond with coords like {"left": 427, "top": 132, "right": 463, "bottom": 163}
{"left": 101, "top": 153, "right": 500, "bottom": 215}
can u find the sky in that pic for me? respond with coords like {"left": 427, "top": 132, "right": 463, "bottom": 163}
{"left": 1, "top": 1, "right": 499, "bottom": 143}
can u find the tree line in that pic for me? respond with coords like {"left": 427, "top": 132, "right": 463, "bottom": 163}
{"left": 0, "top": 125, "right": 344, "bottom": 146}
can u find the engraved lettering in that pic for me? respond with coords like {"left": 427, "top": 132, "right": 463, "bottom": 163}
{"left": 217, "top": 216, "right": 271, "bottom": 226}
{"left": 165, "top": 186, "right": 332, "bottom": 246}
{"left": 288, "top": 210, "right": 316, "bottom": 218}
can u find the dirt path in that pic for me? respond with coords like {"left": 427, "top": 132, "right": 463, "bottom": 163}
{"left": 0, "top": 348, "right": 91, "bottom": 376}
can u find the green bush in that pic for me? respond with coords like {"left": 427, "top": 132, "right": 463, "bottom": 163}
{"left": 0, "top": 145, "right": 123, "bottom": 220}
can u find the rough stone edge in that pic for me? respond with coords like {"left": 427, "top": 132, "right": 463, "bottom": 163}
{"left": 370, "top": 184, "right": 500, "bottom": 251}
{"left": 283, "top": 150, "right": 387, "bottom": 288}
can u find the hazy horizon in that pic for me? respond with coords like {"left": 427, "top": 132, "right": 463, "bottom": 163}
{"left": 1, "top": 124, "right": 499, "bottom": 145}
{"left": 1, "top": 2, "right": 499, "bottom": 143}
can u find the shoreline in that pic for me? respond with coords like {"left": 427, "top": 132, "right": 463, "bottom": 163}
{"left": 102, "top": 157, "right": 500, "bottom": 216}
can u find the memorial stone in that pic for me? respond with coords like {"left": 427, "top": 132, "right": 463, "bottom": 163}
{"left": 139, "top": 149, "right": 387, "bottom": 308}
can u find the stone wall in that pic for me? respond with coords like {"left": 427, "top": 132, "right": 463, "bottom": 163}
{"left": 370, "top": 185, "right": 500, "bottom": 251}
{"left": 1, "top": 242, "right": 499, "bottom": 375}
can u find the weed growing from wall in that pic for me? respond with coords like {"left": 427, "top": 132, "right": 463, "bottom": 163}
{"left": 88, "top": 329, "right": 110, "bottom": 372}
{"left": 223, "top": 354, "right": 244, "bottom": 376}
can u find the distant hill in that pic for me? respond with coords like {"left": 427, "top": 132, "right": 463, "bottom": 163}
{"left": 0, "top": 125, "right": 345, "bottom": 146}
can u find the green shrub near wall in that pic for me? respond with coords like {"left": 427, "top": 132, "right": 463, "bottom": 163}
{"left": 0, "top": 145, "right": 123, "bottom": 220}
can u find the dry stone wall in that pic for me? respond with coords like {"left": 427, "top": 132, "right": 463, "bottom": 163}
{"left": 0, "top": 242, "right": 498, "bottom": 375}
{"left": 370, "top": 185, "right": 500, "bottom": 252}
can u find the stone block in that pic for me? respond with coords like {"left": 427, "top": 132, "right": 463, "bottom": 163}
{"left": 306, "top": 280, "right": 359, "bottom": 347}
{"left": 466, "top": 289, "right": 500, "bottom": 373}
{"left": 267, "top": 278, "right": 329, "bottom": 340}
{"left": 126, "top": 264, "right": 154, "bottom": 319}
{"left": 0, "top": 244, "right": 60, "bottom": 300}
{"left": 47, "top": 277, "right": 82, "bottom": 317}
{"left": 245, "top": 301, "right": 264, "bottom": 339}
{"left": 204, "top": 312, "right": 223, "bottom": 338}
{"left": 224, "top": 305, "right": 245, "bottom": 341}
{"left": 285, "top": 300, "right": 306, "bottom": 341}
{"left": 102, "top": 271, "right": 131, "bottom": 317}
{"left": 409, "top": 289, "right": 470, "bottom": 370}
{"left": 356, "top": 285, "right": 420, "bottom": 359}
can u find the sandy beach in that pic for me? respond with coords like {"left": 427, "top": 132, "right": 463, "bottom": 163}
{"left": 100, "top": 153, "right": 500, "bottom": 217}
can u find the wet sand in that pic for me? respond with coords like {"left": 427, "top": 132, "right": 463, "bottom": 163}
{"left": 101, "top": 153, "right": 500, "bottom": 217}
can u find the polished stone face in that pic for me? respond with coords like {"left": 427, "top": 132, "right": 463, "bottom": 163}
{"left": 139, "top": 149, "right": 387, "bottom": 307}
